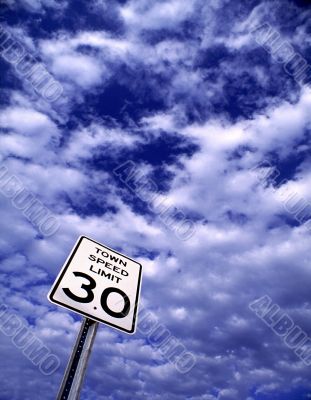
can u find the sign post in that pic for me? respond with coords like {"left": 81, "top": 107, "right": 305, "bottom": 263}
{"left": 48, "top": 236, "right": 142, "bottom": 399}
{"left": 57, "top": 318, "right": 98, "bottom": 400}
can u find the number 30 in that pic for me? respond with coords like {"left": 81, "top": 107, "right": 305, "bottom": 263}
{"left": 63, "top": 272, "right": 130, "bottom": 319}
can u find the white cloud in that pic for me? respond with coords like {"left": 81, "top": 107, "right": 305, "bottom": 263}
{"left": 62, "top": 123, "right": 140, "bottom": 162}
{"left": 120, "top": 0, "right": 196, "bottom": 32}
{"left": 0, "top": 106, "right": 60, "bottom": 160}
{"left": 0, "top": 106, "right": 58, "bottom": 136}
{"left": 50, "top": 53, "right": 104, "bottom": 89}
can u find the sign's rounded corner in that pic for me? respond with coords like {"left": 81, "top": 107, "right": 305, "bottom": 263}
{"left": 127, "top": 327, "right": 136, "bottom": 335}
{"left": 79, "top": 235, "right": 88, "bottom": 241}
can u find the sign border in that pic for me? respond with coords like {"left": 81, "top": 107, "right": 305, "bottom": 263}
{"left": 48, "top": 236, "right": 142, "bottom": 334}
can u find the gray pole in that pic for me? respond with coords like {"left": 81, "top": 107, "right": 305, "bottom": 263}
{"left": 56, "top": 317, "right": 99, "bottom": 400}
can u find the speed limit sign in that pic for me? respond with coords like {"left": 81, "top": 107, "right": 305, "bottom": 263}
{"left": 48, "top": 236, "right": 142, "bottom": 334}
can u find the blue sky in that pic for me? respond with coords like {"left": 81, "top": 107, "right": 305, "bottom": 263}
{"left": 0, "top": 0, "right": 311, "bottom": 399}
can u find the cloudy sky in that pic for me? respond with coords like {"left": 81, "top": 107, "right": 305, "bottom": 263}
{"left": 0, "top": 0, "right": 311, "bottom": 399}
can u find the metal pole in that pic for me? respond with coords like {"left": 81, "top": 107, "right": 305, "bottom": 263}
{"left": 56, "top": 317, "right": 99, "bottom": 400}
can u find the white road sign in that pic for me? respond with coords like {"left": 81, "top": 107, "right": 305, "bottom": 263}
{"left": 48, "top": 236, "right": 142, "bottom": 334}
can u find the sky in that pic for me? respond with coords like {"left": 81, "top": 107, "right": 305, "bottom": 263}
{"left": 0, "top": 0, "right": 311, "bottom": 399}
